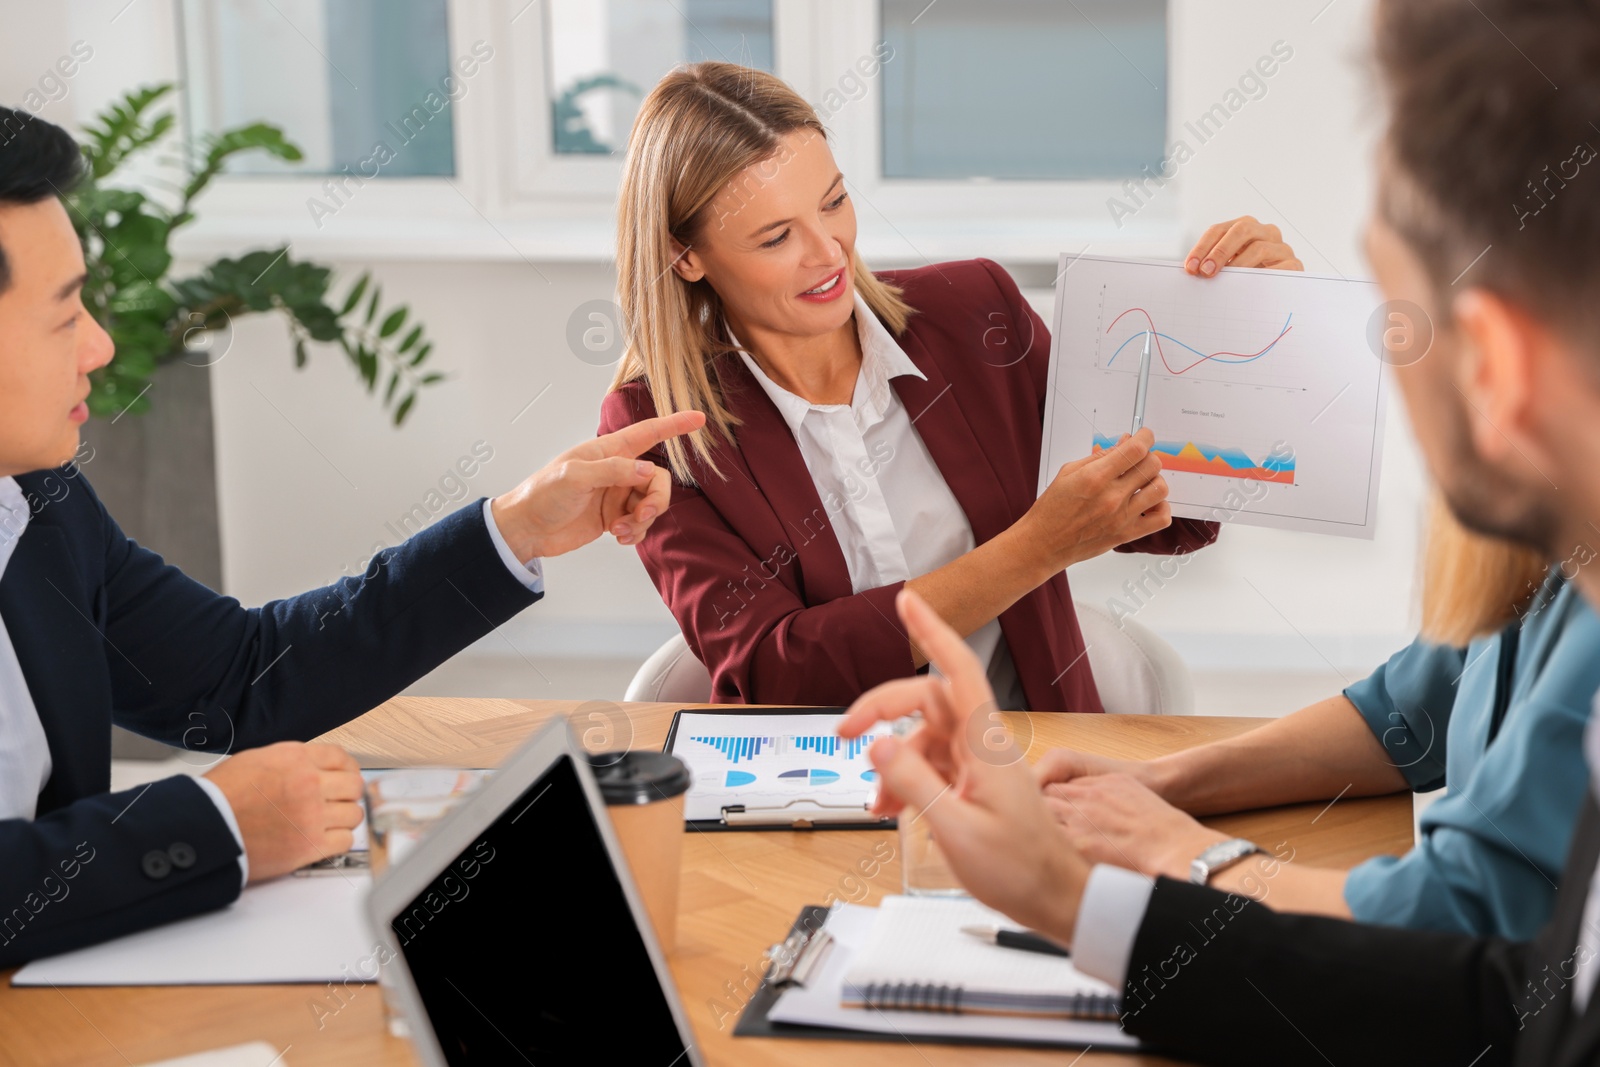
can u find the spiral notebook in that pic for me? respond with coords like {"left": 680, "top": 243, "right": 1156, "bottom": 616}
{"left": 841, "top": 896, "right": 1119, "bottom": 1019}
{"left": 752, "top": 901, "right": 1135, "bottom": 1050}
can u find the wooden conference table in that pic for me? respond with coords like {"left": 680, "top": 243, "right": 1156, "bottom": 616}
{"left": 0, "top": 698, "right": 1413, "bottom": 1067}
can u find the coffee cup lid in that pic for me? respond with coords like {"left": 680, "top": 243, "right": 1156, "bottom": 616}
{"left": 587, "top": 751, "right": 692, "bottom": 805}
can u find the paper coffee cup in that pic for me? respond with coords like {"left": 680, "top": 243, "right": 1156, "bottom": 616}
{"left": 588, "top": 751, "right": 692, "bottom": 952}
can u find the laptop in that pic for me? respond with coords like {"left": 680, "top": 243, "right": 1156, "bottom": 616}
{"left": 365, "top": 718, "right": 704, "bottom": 1066}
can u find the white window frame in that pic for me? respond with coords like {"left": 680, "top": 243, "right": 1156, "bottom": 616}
{"left": 783, "top": 0, "right": 1181, "bottom": 263}
{"left": 174, "top": 0, "right": 1184, "bottom": 264}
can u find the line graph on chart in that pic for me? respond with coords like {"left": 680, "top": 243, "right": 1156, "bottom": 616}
{"left": 1094, "top": 296, "right": 1310, "bottom": 394}
{"left": 1042, "top": 255, "right": 1388, "bottom": 536}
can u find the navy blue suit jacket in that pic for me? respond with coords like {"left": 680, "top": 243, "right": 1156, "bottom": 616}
{"left": 0, "top": 465, "right": 540, "bottom": 967}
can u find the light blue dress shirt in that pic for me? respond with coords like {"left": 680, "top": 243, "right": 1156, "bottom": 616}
{"left": 1073, "top": 569, "right": 1600, "bottom": 990}
{"left": 1342, "top": 571, "right": 1600, "bottom": 938}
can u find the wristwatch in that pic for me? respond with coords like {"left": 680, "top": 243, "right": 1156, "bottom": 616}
{"left": 1189, "top": 838, "right": 1262, "bottom": 885}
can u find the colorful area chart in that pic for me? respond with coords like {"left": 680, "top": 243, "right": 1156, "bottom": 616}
{"left": 1092, "top": 433, "right": 1295, "bottom": 485}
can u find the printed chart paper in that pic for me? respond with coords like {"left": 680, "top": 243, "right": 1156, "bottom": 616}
{"left": 670, "top": 711, "right": 887, "bottom": 822}
{"left": 1040, "top": 255, "right": 1388, "bottom": 538}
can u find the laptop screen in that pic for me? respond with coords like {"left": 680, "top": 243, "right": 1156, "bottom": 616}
{"left": 391, "top": 753, "right": 691, "bottom": 1064}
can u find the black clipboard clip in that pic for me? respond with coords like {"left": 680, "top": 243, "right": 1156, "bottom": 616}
{"left": 721, "top": 799, "right": 893, "bottom": 829}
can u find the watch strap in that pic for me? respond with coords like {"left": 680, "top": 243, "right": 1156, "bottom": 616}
{"left": 1189, "top": 838, "right": 1262, "bottom": 884}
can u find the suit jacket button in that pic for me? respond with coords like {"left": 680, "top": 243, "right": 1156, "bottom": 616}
{"left": 142, "top": 850, "right": 172, "bottom": 879}
{"left": 168, "top": 842, "right": 197, "bottom": 870}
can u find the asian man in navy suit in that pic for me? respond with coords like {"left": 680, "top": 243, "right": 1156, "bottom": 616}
{"left": 0, "top": 108, "right": 703, "bottom": 966}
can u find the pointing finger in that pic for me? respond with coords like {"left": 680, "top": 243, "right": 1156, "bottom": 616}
{"left": 594, "top": 411, "right": 706, "bottom": 461}
{"left": 895, "top": 590, "right": 994, "bottom": 739}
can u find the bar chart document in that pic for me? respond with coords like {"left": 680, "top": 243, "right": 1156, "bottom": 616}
{"left": 668, "top": 711, "right": 887, "bottom": 823}
{"left": 1040, "top": 255, "right": 1388, "bottom": 538}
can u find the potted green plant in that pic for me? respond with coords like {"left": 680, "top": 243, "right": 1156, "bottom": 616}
{"left": 70, "top": 83, "right": 442, "bottom": 424}
{"left": 70, "top": 84, "right": 452, "bottom": 760}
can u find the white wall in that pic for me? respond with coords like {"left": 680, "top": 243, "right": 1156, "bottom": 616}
{"left": 2, "top": 0, "right": 1423, "bottom": 679}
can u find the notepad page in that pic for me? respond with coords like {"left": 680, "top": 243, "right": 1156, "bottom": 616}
{"left": 843, "top": 895, "right": 1116, "bottom": 998}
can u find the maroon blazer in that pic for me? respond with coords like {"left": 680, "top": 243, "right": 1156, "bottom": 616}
{"left": 598, "top": 258, "right": 1217, "bottom": 712}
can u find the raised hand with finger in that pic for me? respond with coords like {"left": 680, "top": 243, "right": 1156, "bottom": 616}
{"left": 490, "top": 409, "right": 706, "bottom": 559}
{"left": 837, "top": 589, "right": 1093, "bottom": 945}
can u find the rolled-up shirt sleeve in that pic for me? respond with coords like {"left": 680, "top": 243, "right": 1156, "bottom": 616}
{"left": 1343, "top": 636, "right": 1469, "bottom": 793}
{"left": 1344, "top": 587, "right": 1600, "bottom": 938}
{"left": 1345, "top": 687, "right": 1597, "bottom": 937}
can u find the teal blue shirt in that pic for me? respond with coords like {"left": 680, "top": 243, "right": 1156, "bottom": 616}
{"left": 1343, "top": 572, "right": 1600, "bottom": 938}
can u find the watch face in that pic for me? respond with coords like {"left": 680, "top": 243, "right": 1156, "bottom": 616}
{"left": 1213, "top": 840, "right": 1254, "bottom": 862}
{"left": 1192, "top": 839, "right": 1259, "bottom": 884}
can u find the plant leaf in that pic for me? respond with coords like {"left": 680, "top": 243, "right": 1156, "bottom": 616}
{"left": 378, "top": 306, "right": 407, "bottom": 339}
{"left": 393, "top": 392, "right": 417, "bottom": 426}
{"left": 182, "top": 122, "right": 304, "bottom": 204}
{"left": 81, "top": 84, "right": 177, "bottom": 179}
{"left": 409, "top": 342, "right": 432, "bottom": 367}
{"left": 340, "top": 274, "right": 370, "bottom": 316}
{"left": 358, "top": 345, "right": 378, "bottom": 389}
{"left": 364, "top": 284, "right": 382, "bottom": 326}
{"left": 397, "top": 324, "right": 423, "bottom": 353}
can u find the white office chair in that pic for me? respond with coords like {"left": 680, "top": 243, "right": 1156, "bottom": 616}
{"left": 624, "top": 631, "right": 713, "bottom": 704}
{"left": 623, "top": 599, "right": 1193, "bottom": 714}
{"left": 1072, "top": 599, "right": 1195, "bottom": 715}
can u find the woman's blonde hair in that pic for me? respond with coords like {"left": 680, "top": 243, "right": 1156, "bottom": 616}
{"left": 609, "top": 61, "right": 914, "bottom": 483}
{"left": 1419, "top": 491, "right": 1548, "bottom": 645}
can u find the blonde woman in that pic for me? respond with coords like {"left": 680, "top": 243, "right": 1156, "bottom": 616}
{"left": 1036, "top": 496, "right": 1600, "bottom": 938}
{"left": 598, "top": 61, "right": 1301, "bottom": 710}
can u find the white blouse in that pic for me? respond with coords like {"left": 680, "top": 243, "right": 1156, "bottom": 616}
{"left": 732, "top": 292, "right": 1026, "bottom": 709}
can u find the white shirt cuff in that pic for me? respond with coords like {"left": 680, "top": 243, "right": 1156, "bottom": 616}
{"left": 1070, "top": 864, "right": 1156, "bottom": 990}
{"left": 481, "top": 498, "right": 545, "bottom": 594}
{"left": 193, "top": 775, "right": 249, "bottom": 889}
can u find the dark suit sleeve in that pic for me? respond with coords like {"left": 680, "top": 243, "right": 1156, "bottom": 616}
{"left": 0, "top": 481, "right": 539, "bottom": 967}
{"left": 88, "top": 478, "right": 541, "bottom": 754}
{"left": 597, "top": 392, "right": 912, "bottom": 706}
{"left": 1119, "top": 877, "right": 1530, "bottom": 1066}
{"left": 0, "top": 776, "right": 242, "bottom": 967}
{"left": 975, "top": 257, "right": 1219, "bottom": 558}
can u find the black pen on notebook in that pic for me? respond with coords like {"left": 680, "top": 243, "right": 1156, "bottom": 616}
{"left": 960, "top": 924, "right": 1071, "bottom": 958}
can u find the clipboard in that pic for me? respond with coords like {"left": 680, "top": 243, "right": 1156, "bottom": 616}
{"left": 733, "top": 906, "right": 1129, "bottom": 1050}
{"left": 662, "top": 708, "right": 896, "bottom": 832}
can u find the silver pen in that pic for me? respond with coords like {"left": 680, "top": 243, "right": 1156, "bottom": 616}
{"left": 1130, "top": 329, "right": 1152, "bottom": 433}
